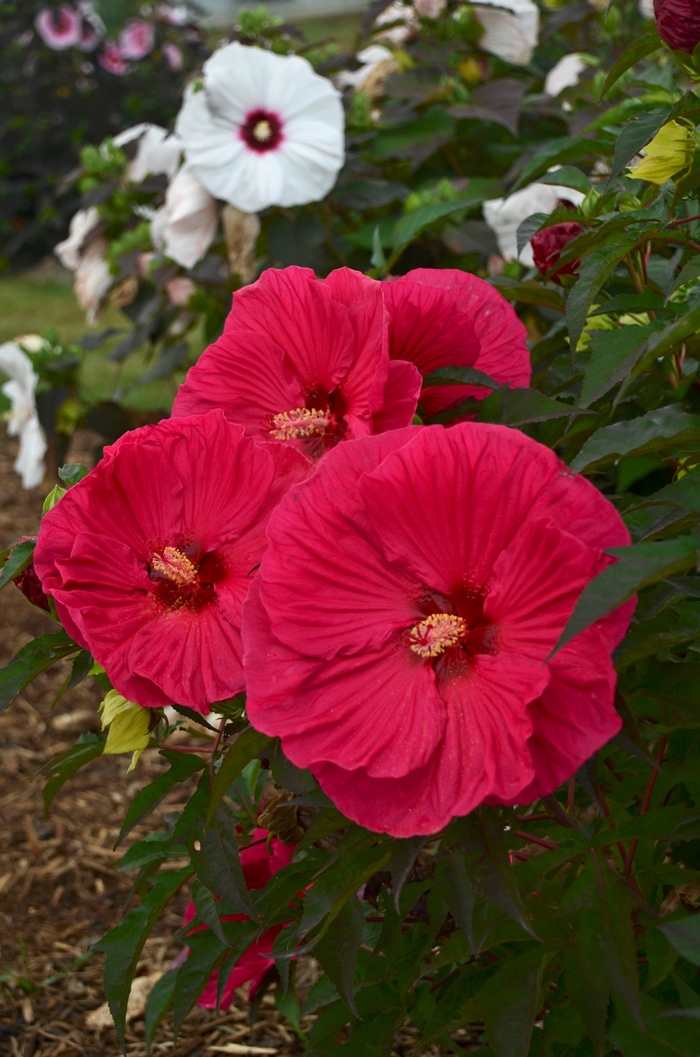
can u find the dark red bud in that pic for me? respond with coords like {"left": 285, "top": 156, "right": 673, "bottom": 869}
{"left": 531, "top": 221, "right": 584, "bottom": 282}
{"left": 10, "top": 535, "right": 51, "bottom": 612}
{"left": 654, "top": 0, "right": 700, "bottom": 54}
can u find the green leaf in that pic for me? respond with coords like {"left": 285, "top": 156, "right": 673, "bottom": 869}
{"left": 116, "top": 749, "right": 206, "bottom": 845}
{"left": 0, "top": 630, "right": 78, "bottom": 715}
{"left": 477, "top": 386, "right": 590, "bottom": 427}
{"left": 42, "top": 732, "right": 106, "bottom": 813}
{"left": 299, "top": 843, "right": 392, "bottom": 939}
{"left": 144, "top": 970, "right": 177, "bottom": 1055}
{"left": 207, "top": 727, "right": 273, "bottom": 823}
{"left": 171, "top": 918, "right": 256, "bottom": 1036}
{"left": 53, "top": 649, "right": 93, "bottom": 708}
{"left": 607, "top": 993, "right": 700, "bottom": 1057}
{"left": 479, "top": 947, "right": 555, "bottom": 1057}
{"left": 389, "top": 836, "right": 426, "bottom": 912}
{"left": 571, "top": 405, "right": 700, "bottom": 473}
{"left": 580, "top": 324, "right": 664, "bottom": 408}
{"left": 489, "top": 276, "right": 566, "bottom": 312}
{"left": 607, "top": 104, "right": 674, "bottom": 184}
{"left": 97, "top": 866, "right": 192, "bottom": 1049}
{"left": 392, "top": 197, "right": 487, "bottom": 249}
{"left": 539, "top": 166, "right": 593, "bottom": 193}
{"left": 512, "top": 136, "right": 611, "bottom": 191}
{"left": 314, "top": 896, "right": 364, "bottom": 1016}
{"left": 193, "top": 802, "right": 257, "bottom": 918}
{"left": 659, "top": 915, "right": 700, "bottom": 966}
{"left": 191, "top": 878, "right": 227, "bottom": 944}
{"left": 587, "top": 854, "right": 641, "bottom": 1021}
{"left": 554, "top": 538, "right": 699, "bottom": 652}
{"left": 435, "top": 847, "right": 476, "bottom": 954}
{"left": 58, "top": 463, "right": 89, "bottom": 486}
{"left": 118, "top": 832, "right": 184, "bottom": 873}
{"left": 666, "top": 256, "right": 700, "bottom": 302}
{"left": 0, "top": 538, "right": 36, "bottom": 590}
{"left": 370, "top": 224, "right": 386, "bottom": 270}
{"left": 565, "top": 942, "right": 609, "bottom": 1057}
{"left": 422, "top": 365, "right": 500, "bottom": 389}
{"left": 599, "top": 23, "right": 662, "bottom": 99}
{"left": 567, "top": 241, "right": 642, "bottom": 353}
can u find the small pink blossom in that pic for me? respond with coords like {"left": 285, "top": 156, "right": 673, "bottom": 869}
{"left": 119, "top": 19, "right": 155, "bottom": 61}
{"left": 415, "top": 0, "right": 447, "bottom": 16}
{"left": 166, "top": 277, "right": 196, "bottom": 307}
{"left": 162, "top": 41, "right": 183, "bottom": 70}
{"left": 35, "top": 5, "right": 82, "bottom": 50}
{"left": 99, "top": 40, "right": 129, "bottom": 75}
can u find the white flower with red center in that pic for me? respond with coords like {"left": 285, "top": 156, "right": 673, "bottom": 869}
{"left": 175, "top": 42, "right": 345, "bottom": 214}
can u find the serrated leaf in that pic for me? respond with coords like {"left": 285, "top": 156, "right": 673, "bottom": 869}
{"left": 587, "top": 854, "right": 641, "bottom": 1021}
{"left": 193, "top": 803, "right": 257, "bottom": 918}
{"left": 207, "top": 727, "right": 273, "bottom": 823}
{"left": 116, "top": 749, "right": 206, "bottom": 846}
{"left": 144, "top": 969, "right": 177, "bottom": 1055}
{"left": 659, "top": 915, "right": 700, "bottom": 966}
{"left": 389, "top": 836, "right": 426, "bottom": 912}
{"left": 600, "top": 23, "right": 662, "bottom": 99}
{"left": 422, "top": 365, "right": 500, "bottom": 389}
{"left": 571, "top": 405, "right": 700, "bottom": 473}
{"left": 565, "top": 942, "right": 609, "bottom": 1057}
{"left": 554, "top": 538, "right": 699, "bottom": 651}
{"left": 314, "top": 895, "right": 364, "bottom": 1016}
{"left": 580, "top": 324, "right": 663, "bottom": 407}
{"left": 299, "top": 843, "right": 392, "bottom": 939}
{"left": 0, "top": 538, "right": 36, "bottom": 591}
{"left": 477, "top": 386, "right": 590, "bottom": 427}
{"left": 435, "top": 847, "right": 476, "bottom": 954}
{"left": 171, "top": 925, "right": 226, "bottom": 1036}
{"left": 191, "top": 878, "right": 227, "bottom": 944}
{"left": 42, "top": 732, "right": 106, "bottom": 813}
{"left": 97, "top": 866, "right": 192, "bottom": 1049}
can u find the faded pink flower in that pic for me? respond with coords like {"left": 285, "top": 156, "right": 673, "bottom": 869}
{"left": 35, "top": 5, "right": 82, "bottom": 50}
{"left": 119, "top": 19, "right": 155, "bottom": 60}
{"left": 162, "top": 41, "right": 184, "bottom": 71}
{"left": 99, "top": 40, "right": 129, "bottom": 75}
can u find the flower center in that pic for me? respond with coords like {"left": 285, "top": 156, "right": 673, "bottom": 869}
{"left": 151, "top": 545, "right": 197, "bottom": 587}
{"left": 270, "top": 407, "right": 333, "bottom": 440}
{"left": 409, "top": 613, "right": 466, "bottom": 657}
{"left": 240, "top": 109, "right": 283, "bottom": 153}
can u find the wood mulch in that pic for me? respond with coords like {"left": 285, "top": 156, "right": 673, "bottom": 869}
{"left": 0, "top": 431, "right": 451, "bottom": 1057}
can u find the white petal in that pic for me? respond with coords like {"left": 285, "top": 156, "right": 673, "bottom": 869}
{"left": 0, "top": 342, "right": 38, "bottom": 400}
{"left": 544, "top": 53, "right": 588, "bottom": 96}
{"left": 473, "top": 0, "right": 539, "bottom": 66}
{"left": 15, "top": 417, "right": 47, "bottom": 490}
{"left": 54, "top": 207, "right": 101, "bottom": 271}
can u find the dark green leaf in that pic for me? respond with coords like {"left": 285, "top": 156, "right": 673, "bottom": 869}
{"left": 116, "top": 750, "right": 206, "bottom": 846}
{"left": 208, "top": 727, "right": 273, "bottom": 823}
{"left": 144, "top": 970, "right": 177, "bottom": 1055}
{"left": 477, "top": 386, "right": 590, "bottom": 427}
{"left": 0, "top": 538, "right": 36, "bottom": 591}
{"left": 489, "top": 276, "right": 566, "bottom": 312}
{"left": 666, "top": 256, "right": 700, "bottom": 302}
{"left": 565, "top": 942, "right": 609, "bottom": 1057}
{"left": 539, "top": 166, "right": 593, "bottom": 193}
{"left": 137, "top": 342, "right": 189, "bottom": 386}
{"left": 58, "top": 463, "right": 89, "bottom": 486}
{"left": 555, "top": 538, "right": 699, "bottom": 651}
{"left": 392, "top": 197, "right": 487, "bottom": 249}
{"left": 580, "top": 324, "right": 664, "bottom": 407}
{"left": 119, "top": 832, "right": 184, "bottom": 872}
{"left": 423, "top": 365, "right": 499, "bottom": 389}
{"left": 571, "top": 405, "right": 700, "bottom": 473}
{"left": 42, "top": 732, "right": 106, "bottom": 813}
{"left": 389, "top": 836, "right": 426, "bottom": 912}
{"left": 172, "top": 926, "right": 226, "bottom": 1036}
{"left": 587, "top": 854, "right": 641, "bottom": 1020}
{"left": 607, "top": 105, "right": 674, "bottom": 184}
{"left": 567, "top": 241, "right": 643, "bottom": 353}
{"left": 191, "top": 878, "right": 226, "bottom": 944}
{"left": 659, "top": 915, "right": 700, "bottom": 966}
{"left": 607, "top": 993, "right": 700, "bottom": 1056}
{"left": 600, "top": 23, "right": 662, "bottom": 98}
{"left": 314, "top": 896, "right": 364, "bottom": 1016}
{"left": 193, "top": 803, "right": 257, "bottom": 918}
{"left": 299, "top": 843, "right": 392, "bottom": 939}
{"left": 0, "top": 630, "right": 78, "bottom": 715}
{"left": 435, "top": 847, "right": 476, "bottom": 953}
{"left": 53, "top": 649, "right": 93, "bottom": 708}
{"left": 97, "top": 866, "right": 192, "bottom": 1048}
{"left": 479, "top": 947, "right": 555, "bottom": 1057}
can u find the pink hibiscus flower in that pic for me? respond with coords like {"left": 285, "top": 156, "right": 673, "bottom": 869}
{"left": 119, "top": 19, "right": 155, "bottom": 60}
{"left": 183, "top": 828, "right": 296, "bottom": 1006}
{"left": 33, "top": 411, "right": 311, "bottom": 713}
{"left": 243, "top": 424, "right": 633, "bottom": 838}
{"left": 35, "top": 5, "right": 82, "bottom": 49}
{"left": 172, "top": 267, "right": 422, "bottom": 461}
{"left": 99, "top": 39, "right": 129, "bottom": 75}
{"left": 383, "top": 268, "right": 531, "bottom": 419}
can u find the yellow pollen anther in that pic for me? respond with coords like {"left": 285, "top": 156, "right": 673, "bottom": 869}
{"left": 253, "top": 119, "right": 272, "bottom": 142}
{"left": 270, "top": 407, "right": 332, "bottom": 441}
{"left": 151, "top": 546, "right": 197, "bottom": 587}
{"left": 409, "top": 613, "right": 466, "bottom": 658}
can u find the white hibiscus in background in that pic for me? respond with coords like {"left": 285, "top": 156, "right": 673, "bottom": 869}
{"left": 337, "top": 45, "right": 398, "bottom": 95}
{"left": 54, "top": 207, "right": 101, "bottom": 271}
{"left": 0, "top": 343, "right": 47, "bottom": 489}
{"left": 150, "top": 169, "right": 219, "bottom": 269}
{"left": 373, "top": 2, "right": 417, "bottom": 43}
{"left": 483, "top": 180, "right": 586, "bottom": 265}
{"left": 175, "top": 42, "right": 345, "bottom": 214}
{"left": 544, "top": 53, "right": 589, "bottom": 96}
{"left": 113, "top": 123, "right": 182, "bottom": 183}
{"left": 473, "top": 0, "right": 540, "bottom": 67}
{"left": 55, "top": 208, "right": 111, "bottom": 322}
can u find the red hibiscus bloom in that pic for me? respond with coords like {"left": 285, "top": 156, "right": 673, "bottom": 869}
{"left": 654, "top": 0, "right": 700, "bottom": 53}
{"left": 243, "top": 425, "right": 633, "bottom": 837}
{"left": 34, "top": 411, "right": 310, "bottom": 713}
{"left": 172, "top": 266, "right": 422, "bottom": 461}
{"left": 530, "top": 222, "right": 584, "bottom": 283}
{"left": 183, "top": 828, "right": 296, "bottom": 1006}
{"left": 383, "top": 268, "right": 531, "bottom": 419}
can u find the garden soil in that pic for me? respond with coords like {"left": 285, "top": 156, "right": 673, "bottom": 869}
{"left": 0, "top": 433, "right": 448, "bottom": 1057}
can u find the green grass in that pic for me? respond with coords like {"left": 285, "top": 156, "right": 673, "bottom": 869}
{"left": 0, "top": 275, "right": 196, "bottom": 412}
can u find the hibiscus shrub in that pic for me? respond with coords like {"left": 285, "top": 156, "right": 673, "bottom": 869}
{"left": 4, "top": 0, "right": 700, "bottom": 1054}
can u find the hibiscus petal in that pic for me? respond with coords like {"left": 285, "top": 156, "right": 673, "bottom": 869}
{"left": 383, "top": 277, "right": 482, "bottom": 374}
{"left": 372, "top": 360, "right": 423, "bottom": 434}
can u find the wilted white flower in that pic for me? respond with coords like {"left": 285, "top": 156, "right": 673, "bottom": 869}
{"left": 374, "top": 2, "right": 417, "bottom": 43}
{"left": 0, "top": 342, "right": 47, "bottom": 489}
{"left": 544, "top": 53, "right": 588, "bottom": 96}
{"left": 415, "top": 0, "right": 447, "bottom": 15}
{"left": 473, "top": 0, "right": 540, "bottom": 67}
{"left": 113, "top": 123, "right": 182, "bottom": 182}
{"left": 151, "top": 169, "right": 218, "bottom": 269}
{"left": 483, "top": 180, "right": 585, "bottom": 265}
{"left": 175, "top": 42, "right": 344, "bottom": 214}
{"left": 337, "top": 45, "right": 398, "bottom": 97}
{"left": 221, "top": 205, "right": 260, "bottom": 283}
{"left": 74, "top": 238, "right": 112, "bottom": 322}
{"left": 54, "top": 207, "right": 100, "bottom": 271}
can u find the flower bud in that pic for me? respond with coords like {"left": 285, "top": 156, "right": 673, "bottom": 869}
{"left": 654, "top": 0, "right": 700, "bottom": 53}
{"left": 627, "top": 120, "right": 695, "bottom": 184}
{"left": 11, "top": 536, "right": 51, "bottom": 612}
{"left": 531, "top": 221, "right": 584, "bottom": 281}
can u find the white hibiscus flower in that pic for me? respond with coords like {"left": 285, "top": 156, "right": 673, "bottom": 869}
{"left": 483, "top": 180, "right": 586, "bottom": 266}
{"left": 0, "top": 342, "right": 47, "bottom": 489}
{"left": 54, "top": 206, "right": 101, "bottom": 272}
{"left": 473, "top": 0, "right": 540, "bottom": 67}
{"left": 150, "top": 169, "right": 219, "bottom": 270}
{"left": 175, "top": 42, "right": 345, "bottom": 214}
{"left": 544, "top": 53, "right": 588, "bottom": 96}
{"left": 113, "top": 123, "right": 182, "bottom": 183}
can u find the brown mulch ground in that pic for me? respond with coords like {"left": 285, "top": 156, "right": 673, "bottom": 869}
{"left": 0, "top": 432, "right": 451, "bottom": 1057}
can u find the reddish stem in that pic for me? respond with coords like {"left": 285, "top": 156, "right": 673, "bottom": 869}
{"left": 623, "top": 736, "right": 668, "bottom": 878}
{"left": 670, "top": 212, "right": 700, "bottom": 226}
{"left": 514, "top": 830, "right": 559, "bottom": 851}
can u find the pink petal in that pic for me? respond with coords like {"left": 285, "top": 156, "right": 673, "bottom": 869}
{"left": 383, "top": 276, "right": 482, "bottom": 374}
{"left": 372, "top": 359, "right": 423, "bottom": 434}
